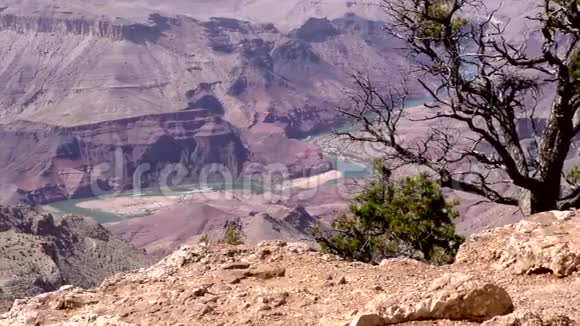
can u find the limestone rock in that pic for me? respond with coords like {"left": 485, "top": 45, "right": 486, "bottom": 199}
{"left": 218, "top": 270, "right": 249, "bottom": 284}
{"left": 246, "top": 265, "right": 286, "bottom": 280}
{"left": 457, "top": 210, "right": 580, "bottom": 277}
{"left": 221, "top": 262, "right": 251, "bottom": 270}
{"left": 143, "top": 245, "right": 206, "bottom": 279}
{"left": 363, "top": 273, "right": 514, "bottom": 324}
{"left": 378, "top": 257, "right": 424, "bottom": 267}
{"left": 483, "top": 312, "right": 578, "bottom": 326}
{"left": 349, "top": 314, "right": 385, "bottom": 326}
{"left": 257, "top": 240, "right": 288, "bottom": 248}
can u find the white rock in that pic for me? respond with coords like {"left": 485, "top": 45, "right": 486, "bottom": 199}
{"left": 457, "top": 210, "right": 580, "bottom": 277}
{"left": 362, "top": 273, "right": 514, "bottom": 324}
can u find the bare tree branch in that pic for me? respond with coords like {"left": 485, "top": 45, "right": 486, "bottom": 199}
{"left": 339, "top": 0, "right": 580, "bottom": 213}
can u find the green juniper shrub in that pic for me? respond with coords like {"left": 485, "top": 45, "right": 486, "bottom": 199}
{"left": 315, "top": 160, "right": 464, "bottom": 265}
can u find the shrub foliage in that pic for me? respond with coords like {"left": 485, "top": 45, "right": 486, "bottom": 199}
{"left": 315, "top": 161, "right": 464, "bottom": 265}
{"left": 223, "top": 223, "right": 244, "bottom": 246}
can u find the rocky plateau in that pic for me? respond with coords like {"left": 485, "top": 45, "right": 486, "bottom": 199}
{"left": 1, "top": 209, "right": 580, "bottom": 325}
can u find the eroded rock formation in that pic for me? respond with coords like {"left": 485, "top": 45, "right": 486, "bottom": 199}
{"left": 457, "top": 210, "right": 580, "bottom": 277}
{"left": 0, "top": 206, "right": 151, "bottom": 311}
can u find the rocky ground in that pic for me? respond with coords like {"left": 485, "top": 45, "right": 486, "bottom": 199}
{"left": 2, "top": 209, "right": 579, "bottom": 326}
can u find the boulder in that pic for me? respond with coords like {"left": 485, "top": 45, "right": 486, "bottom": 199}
{"left": 361, "top": 273, "right": 514, "bottom": 324}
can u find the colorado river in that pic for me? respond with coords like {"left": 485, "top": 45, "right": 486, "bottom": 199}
{"left": 46, "top": 156, "right": 368, "bottom": 224}
{"left": 47, "top": 97, "right": 430, "bottom": 224}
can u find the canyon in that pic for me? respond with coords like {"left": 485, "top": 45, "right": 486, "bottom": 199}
{"left": 1, "top": 1, "right": 580, "bottom": 324}
{"left": 0, "top": 0, "right": 553, "bottom": 257}
{"left": 0, "top": 0, "right": 407, "bottom": 271}
{"left": 0, "top": 1, "right": 419, "bottom": 206}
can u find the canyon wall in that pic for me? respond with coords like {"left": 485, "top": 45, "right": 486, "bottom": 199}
{"left": 0, "top": 11, "right": 418, "bottom": 135}
{"left": 0, "top": 110, "right": 249, "bottom": 204}
{"left": 0, "top": 4, "right": 420, "bottom": 204}
{"left": 0, "top": 13, "right": 175, "bottom": 42}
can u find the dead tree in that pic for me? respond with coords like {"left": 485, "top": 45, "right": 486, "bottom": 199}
{"left": 340, "top": 0, "right": 580, "bottom": 213}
